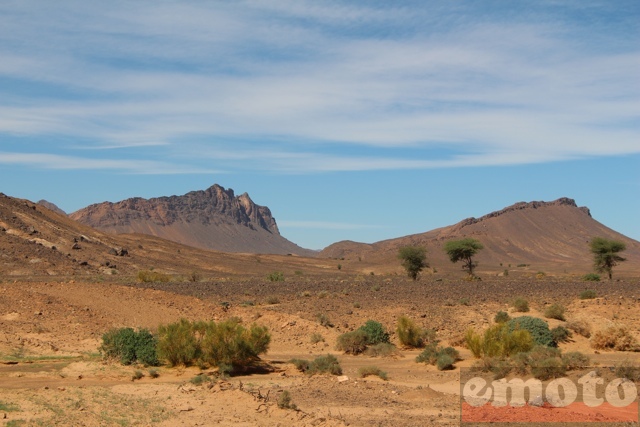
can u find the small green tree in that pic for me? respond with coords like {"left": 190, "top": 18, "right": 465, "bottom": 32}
{"left": 443, "top": 238, "right": 484, "bottom": 276}
{"left": 590, "top": 237, "right": 626, "bottom": 280}
{"left": 397, "top": 246, "right": 428, "bottom": 280}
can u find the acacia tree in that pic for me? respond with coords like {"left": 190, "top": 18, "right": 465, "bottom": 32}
{"left": 444, "top": 238, "right": 484, "bottom": 277}
{"left": 590, "top": 237, "right": 626, "bottom": 280}
{"left": 398, "top": 246, "right": 428, "bottom": 280}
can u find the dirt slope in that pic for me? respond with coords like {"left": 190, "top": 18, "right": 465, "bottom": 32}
{"left": 321, "top": 198, "right": 640, "bottom": 276}
{"left": 0, "top": 192, "right": 336, "bottom": 279}
{"left": 70, "top": 184, "right": 314, "bottom": 256}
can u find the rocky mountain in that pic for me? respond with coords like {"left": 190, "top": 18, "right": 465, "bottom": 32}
{"left": 70, "top": 184, "right": 313, "bottom": 255}
{"left": 321, "top": 198, "right": 640, "bottom": 276}
{"left": 0, "top": 193, "right": 331, "bottom": 277}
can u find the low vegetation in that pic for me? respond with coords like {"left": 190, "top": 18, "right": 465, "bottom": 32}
{"left": 396, "top": 316, "right": 434, "bottom": 348}
{"left": 591, "top": 325, "right": 639, "bottom": 351}
{"left": 506, "top": 316, "right": 555, "bottom": 347}
{"left": 137, "top": 270, "right": 170, "bottom": 283}
{"left": 100, "top": 328, "right": 159, "bottom": 366}
{"left": 277, "top": 391, "right": 297, "bottom": 410}
{"left": 358, "top": 366, "right": 388, "bottom": 380}
{"left": 465, "top": 324, "right": 533, "bottom": 359}
{"left": 582, "top": 273, "right": 601, "bottom": 282}
{"left": 579, "top": 289, "right": 597, "bottom": 299}
{"left": 416, "top": 343, "right": 461, "bottom": 371}
{"left": 566, "top": 319, "right": 592, "bottom": 338}
{"left": 494, "top": 311, "right": 510, "bottom": 323}
{"left": 512, "top": 297, "right": 529, "bottom": 312}
{"left": 290, "top": 354, "right": 342, "bottom": 375}
{"left": 543, "top": 303, "right": 566, "bottom": 321}
{"left": 155, "top": 318, "right": 271, "bottom": 370}
{"left": 336, "top": 320, "right": 391, "bottom": 355}
{"left": 266, "top": 271, "right": 284, "bottom": 282}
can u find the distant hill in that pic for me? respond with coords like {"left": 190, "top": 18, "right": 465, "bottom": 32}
{"left": 70, "top": 184, "right": 313, "bottom": 256}
{"left": 0, "top": 192, "right": 330, "bottom": 277}
{"left": 37, "top": 199, "right": 67, "bottom": 216}
{"left": 321, "top": 198, "right": 640, "bottom": 276}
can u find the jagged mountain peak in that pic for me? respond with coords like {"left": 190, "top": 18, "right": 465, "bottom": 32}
{"left": 69, "top": 184, "right": 308, "bottom": 255}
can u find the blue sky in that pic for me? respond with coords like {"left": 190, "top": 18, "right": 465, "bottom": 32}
{"left": 1, "top": 1, "right": 638, "bottom": 250}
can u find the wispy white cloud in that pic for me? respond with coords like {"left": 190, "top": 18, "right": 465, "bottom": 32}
{"left": 0, "top": 1, "right": 638, "bottom": 171}
{"left": 0, "top": 152, "right": 218, "bottom": 175}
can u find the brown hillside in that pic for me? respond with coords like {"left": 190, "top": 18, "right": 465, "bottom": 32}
{"left": 321, "top": 198, "right": 640, "bottom": 276}
{"left": 0, "top": 193, "right": 334, "bottom": 278}
{"left": 70, "top": 184, "right": 313, "bottom": 256}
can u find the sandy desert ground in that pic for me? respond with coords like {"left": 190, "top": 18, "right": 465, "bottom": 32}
{"left": 1, "top": 274, "right": 640, "bottom": 426}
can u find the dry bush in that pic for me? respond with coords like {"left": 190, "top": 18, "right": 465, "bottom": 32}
{"left": 364, "top": 342, "right": 400, "bottom": 358}
{"left": 396, "top": 316, "right": 434, "bottom": 348}
{"left": 137, "top": 270, "right": 170, "bottom": 283}
{"left": 358, "top": 366, "right": 388, "bottom": 380}
{"left": 543, "top": 303, "right": 566, "bottom": 321}
{"left": 591, "top": 325, "right": 639, "bottom": 351}
{"left": 566, "top": 319, "right": 592, "bottom": 338}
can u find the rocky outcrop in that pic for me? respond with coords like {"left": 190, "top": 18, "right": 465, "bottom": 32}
{"left": 70, "top": 184, "right": 312, "bottom": 255}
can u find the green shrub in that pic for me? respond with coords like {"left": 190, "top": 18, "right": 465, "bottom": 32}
{"left": 291, "top": 354, "right": 342, "bottom": 375}
{"left": 507, "top": 316, "right": 555, "bottom": 347}
{"left": 358, "top": 366, "right": 388, "bottom": 380}
{"left": 582, "top": 273, "right": 600, "bottom": 282}
{"left": 416, "top": 343, "right": 460, "bottom": 369}
{"left": 336, "top": 330, "right": 368, "bottom": 355}
{"left": 512, "top": 297, "right": 529, "bottom": 312}
{"left": 579, "top": 289, "right": 597, "bottom": 299}
{"left": 137, "top": 270, "right": 170, "bottom": 283}
{"left": 516, "top": 346, "right": 565, "bottom": 380}
{"left": 358, "top": 320, "right": 390, "bottom": 345}
{"left": 551, "top": 326, "right": 572, "bottom": 343}
{"left": 148, "top": 368, "right": 160, "bottom": 378}
{"left": 396, "top": 316, "right": 434, "bottom": 348}
{"left": 131, "top": 370, "right": 144, "bottom": 381}
{"left": 200, "top": 319, "right": 270, "bottom": 367}
{"left": 156, "top": 319, "right": 200, "bottom": 367}
{"left": 277, "top": 391, "right": 297, "bottom": 410}
{"left": 436, "top": 354, "right": 455, "bottom": 371}
{"left": 544, "top": 304, "right": 566, "bottom": 321}
{"left": 157, "top": 318, "right": 271, "bottom": 368}
{"left": 290, "top": 358, "right": 311, "bottom": 372}
{"left": 266, "top": 271, "right": 284, "bottom": 282}
{"left": 364, "top": 342, "right": 400, "bottom": 358}
{"left": 494, "top": 311, "right": 511, "bottom": 323}
{"left": 100, "top": 328, "right": 159, "bottom": 366}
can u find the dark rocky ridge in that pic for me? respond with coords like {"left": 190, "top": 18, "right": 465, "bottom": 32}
{"left": 70, "top": 184, "right": 312, "bottom": 255}
{"left": 451, "top": 197, "right": 591, "bottom": 231}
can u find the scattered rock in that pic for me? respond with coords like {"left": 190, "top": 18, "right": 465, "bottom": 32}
{"left": 337, "top": 376, "right": 349, "bottom": 383}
